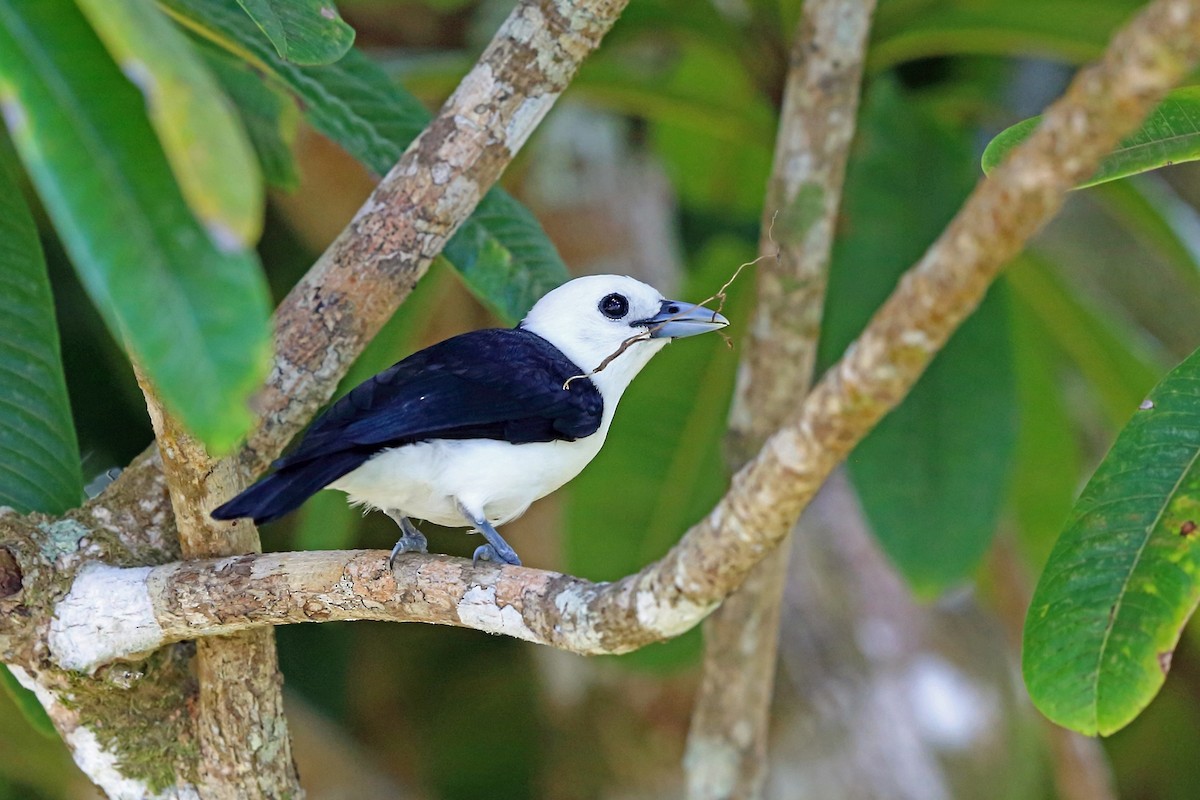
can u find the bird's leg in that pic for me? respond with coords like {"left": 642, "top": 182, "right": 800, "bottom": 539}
{"left": 385, "top": 510, "right": 428, "bottom": 568}
{"left": 455, "top": 501, "right": 522, "bottom": 567}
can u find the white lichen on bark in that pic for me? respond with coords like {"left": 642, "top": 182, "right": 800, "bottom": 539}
{"left": 50, "top": 564, "right": 160, "bottom": 672}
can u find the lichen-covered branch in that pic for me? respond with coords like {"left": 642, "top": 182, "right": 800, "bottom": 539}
{"left": 601, "top": 0, "right": 1200, "bottom": 650}
{"left": 27, "top": 0, "right": 1200, "bottom": 675}
{"left": 138, "top": 373, "right": 301, "bottom": 798}
{"left": 2, "top": 0, "right": 633, "bottom": 795}
{"left": 686, "top": 2, "right": 876, "bottom": 797}
{"left": 134, "top": 2, "right": 631, "bottom": 783}
{"left": 3, "top": 2, "right": 1200, "bottom": 796}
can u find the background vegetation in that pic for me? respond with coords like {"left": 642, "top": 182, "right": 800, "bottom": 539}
{"left": 3, "top": 0, "right": 1200, "bottom": 797}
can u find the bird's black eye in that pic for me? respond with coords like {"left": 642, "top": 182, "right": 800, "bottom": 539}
{"left": 599, "top": 293, "right": 629, "bottom": 319}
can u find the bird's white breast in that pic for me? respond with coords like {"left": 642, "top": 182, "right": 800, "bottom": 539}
{"left": 328, "top": 430, "right": 608, "bottom": 527}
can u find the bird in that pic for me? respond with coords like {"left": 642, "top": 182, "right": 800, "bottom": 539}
{"left": 211, "top": 274, "right": 729, "bottom": 567}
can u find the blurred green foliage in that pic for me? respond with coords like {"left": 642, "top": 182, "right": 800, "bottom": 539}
{"left": 3, "top": 0, "right": 1200, "bottom": 797}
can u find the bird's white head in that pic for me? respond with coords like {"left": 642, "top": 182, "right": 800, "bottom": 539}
{"left": 520, "top": 274, "right": 729, "bottom": 402}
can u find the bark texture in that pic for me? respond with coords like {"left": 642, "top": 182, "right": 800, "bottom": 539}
{"left": 139, "top": 376, "right": 300, "bottom": 798}
{"left": 686, "top": 2, "right": 876, "bottom": 797}
{"left": 11, "top": 0, "right": 1200, "bottom": 669}
{"left": 2, "top": 0, "right": 631, "bottom": 795}
{"left": 3, "top": 0, "right": 1200, "bottom": 794}
{"left": 6, "top": 0, "right": 1199, "bottom": 657}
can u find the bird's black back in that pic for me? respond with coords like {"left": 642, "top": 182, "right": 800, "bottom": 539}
{"left": 276, "top": 327, "right": 602, "bottom": 468}
{"left": 212, "top": 328, "right": 602, "bottom": 525}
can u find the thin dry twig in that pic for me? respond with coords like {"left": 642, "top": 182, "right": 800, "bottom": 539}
{"left": 702, "top": 211, "right": 782, "bottom": 319}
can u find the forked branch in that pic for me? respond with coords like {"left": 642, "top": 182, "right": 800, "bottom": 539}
{"left": 38, "top": 0, "right": 1200, "bottom": 673}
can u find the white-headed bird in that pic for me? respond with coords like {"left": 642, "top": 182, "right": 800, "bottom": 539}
{"left": 212, "top": 274, "right": 728, "bottom": 566}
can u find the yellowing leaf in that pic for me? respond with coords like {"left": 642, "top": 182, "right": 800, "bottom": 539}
{"left": 76, "top": 0, "right": 264, "bottom": 248}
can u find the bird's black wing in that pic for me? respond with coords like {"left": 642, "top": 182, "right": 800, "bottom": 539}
{"left": 274, "top": 328, "right": 602, "bottom": 469}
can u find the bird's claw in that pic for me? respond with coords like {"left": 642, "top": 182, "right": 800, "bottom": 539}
{"left": 472, "top": 543, "right": 521, "bottom": 567}
{"left": 388, "top": 531, "right": 429, "bottom": 569}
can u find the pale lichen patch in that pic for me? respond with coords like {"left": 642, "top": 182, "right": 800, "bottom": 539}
{"left": 683, "top": 735, "right": 740, "bottom": 799}
{"left": 458, "top": 584, "right": 537, "bottom": 642}
{"left": 36, "top": 519, "right": 93, "bottom": 561}
{"left": 551, "top": 584, "right": 603, "bottom": 652}
{"left": 506, "top": 93, "right": 557, "bottom": 154}
{"left": 635, "top": 588, "right": 713, "bottom": 639}
{"left": 50, "top": 564, "right": 162, "bottom": 672}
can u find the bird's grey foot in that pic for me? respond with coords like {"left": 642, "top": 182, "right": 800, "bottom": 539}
{"left": 457, "top": 501, "right": 522, "bottom": 566}
{"left": 385, "top": 512, "right": 428, "bottom": 569}
{"left": 472, "top": 544, "right": 504, "bottom": 565}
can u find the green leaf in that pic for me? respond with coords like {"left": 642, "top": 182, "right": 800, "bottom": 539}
{"left": 0, "top": 0, "right": 272, "bottom": 453}
{"left": 234, "top": 0, "right": 354, "bottom": 66}
{"left": 852, "top": 287, "right": 1017, "bottom": 593}
{"left": 982, "top": 87, "right": 1200, "bottom": 189}
{"left": 162, "top": 0, "right": 569, "bottom": 323}
{"left": 822, "top": 79, "right": 1018, "bottom": 593}
{"left": 0, "top": 149, "right": 81, "bottom": 514}
{"left": 0, "top": 664, "right": 55, "bottom": 739}
{"left": 75, "top": 0, "right": 264, "bottom": 248}
{"left": 565, "top": 237, "right": 750, "bottom": 670}
{"left": 199, "top": 43, "right": 301, "bottom": 191}
{"left": 570, "top": 47, "right": 776, "bottom": 146}
{"left": 1024, "top": 345, "right": 1200, "bottom": 735}
{"left": 441, "top": 191, "right": 572, "bottom": 322}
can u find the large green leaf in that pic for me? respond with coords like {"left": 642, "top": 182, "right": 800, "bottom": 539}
{"left": 75, "top": 0, "right": 264, "bottom": 248}
{"left": 569, "top": 47, "right": 776, "bottom": 146}
{"left": 0, "top": 0, "right": 272, "bottom": 452}
{"left": 1024, "top": 345, "right": 1200, "bottom": 735}
{"left": 565, "top": 237, "right": 751, "bottom": 670}
{"left": 822, "top": 79, "right": 1018, "bottom": 594}
{"left": 982, "top": 87, "right": 1200, "bottom": 189}
{"left": 0, "top": 145, "right": 79, "bottom": 747}
{"left": 441, "top": 191, "right": 571, "bottom": 322}
{"left": 161, "top": 0, "right": 569, "bottom": 323}
{"left": 846, "top": 286, "right": 1016, "bottom": 594}
{"left": 200, "top": 43, "right": 301, "bottom": 191}
{"left": 646, "top": 38, "right": 775, "bottom": 219}
{"left": 0, "top": 149, "right": 81, "bottom": 514}
{"left": 234, "top": 0, "right": 354, "bottom": 66}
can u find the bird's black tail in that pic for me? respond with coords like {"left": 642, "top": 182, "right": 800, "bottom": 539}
{"left": 211, "top": 452, "right": 368, "bottom": 525}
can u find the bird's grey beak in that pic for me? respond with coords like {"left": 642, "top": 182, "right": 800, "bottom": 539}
{"left": 642, "top": 300, "right": 730, "bottom": 339}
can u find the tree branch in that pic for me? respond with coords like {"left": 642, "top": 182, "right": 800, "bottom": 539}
{"left": 3, "top": 0, "right": 632, "bottom": 795}
{"left": 6, "top": 2, "right": 1200, "bottom": 796}
{"left": 136, "top": 5, "right": 632, "bottom": 783}
{"left": 138, "top": 375, "right": 301, "bottom": 798}
{"left": 686, "top": 2, "right": 876, "bottom": 796}
{"left": 30, "top": 0, "right": 1200, "bottom": 675}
